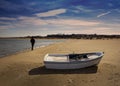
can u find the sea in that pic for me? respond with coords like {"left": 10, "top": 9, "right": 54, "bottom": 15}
{"left": 0, "top": 38, "right": 65, "bottom": 58}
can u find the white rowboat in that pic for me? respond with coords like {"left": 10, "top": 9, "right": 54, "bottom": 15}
{"left": 44, "top": 52, "right": 104, "bottom": 69}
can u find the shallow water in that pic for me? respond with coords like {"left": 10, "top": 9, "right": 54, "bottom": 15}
{"left": 0, "top": 38, "right": 65, "bottom": 58}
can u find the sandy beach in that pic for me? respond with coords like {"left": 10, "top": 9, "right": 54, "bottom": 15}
{"left": 0, "top": 39, "right": 120, "bottom": 86}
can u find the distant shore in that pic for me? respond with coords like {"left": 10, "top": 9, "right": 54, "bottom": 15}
{"left": 0, "top": 34, "right": 120, "bottom": 39}
{"left": 0, "top": 39, "right": 120, "bottom": 86}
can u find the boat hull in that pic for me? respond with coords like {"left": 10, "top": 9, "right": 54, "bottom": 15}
{"left": 44, "top": 56, "right": 102, "bottom": 69}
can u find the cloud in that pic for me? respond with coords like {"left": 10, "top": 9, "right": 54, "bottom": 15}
{"left": 108, "top": 3, "right": 113, "bottom": 7}
{"left": 1, "top": 15, "right": 119, "bottom": 37}
{"left": 18, "top": 16, "right": 100, "bottom": 27}
{"left": 75, "top": 6, "right": 93, "bottom": 12}
{"left": 0, "top": 15, "right": 100, "bottom": 32}
{"left": 115, "top": 9, "right": 120, "bottom": 13}
{"left": 0, "top": 17, "right": 16, "bottom": 21}
{"left": 35, "top": 9, "right": 66, "bottom": 17}
{"left": 18, "top": 16, "right": 47, "bottom": 26}
{"left": 0, "top": 21, "right": 12, "bottom": 25}
{"left": 0, "top": 16, "right": 100, "bottom": 30}
{"left": 97, "top": 11, "right": 111, "bottom": 18}
{"left": 46, "top": 19, "right": 100, "bottom": 26}
{"left": 29, "top": 2, "right": 37, "bottom": 6}
{"left": 81, "top": 27, "right": 120, "bottom": 35}
{"left": 0, "top": 24, "right": 15, "bottom": 30}
{"left": 16, "top": 17, "right": 100, "bottom": 30}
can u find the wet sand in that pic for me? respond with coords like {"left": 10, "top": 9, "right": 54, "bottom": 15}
{"left": 0, "top": 39, "right": 120, "bottom": 86}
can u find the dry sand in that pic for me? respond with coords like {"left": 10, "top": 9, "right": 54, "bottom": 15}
{"left": 0, "top": 39, "right": 120, "bottom": 86}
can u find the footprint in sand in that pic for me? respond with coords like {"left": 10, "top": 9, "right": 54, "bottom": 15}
{"left": 67, "top": 79, "right": 73, "bottom": 83}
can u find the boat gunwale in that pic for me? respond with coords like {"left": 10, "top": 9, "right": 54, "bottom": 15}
{"left": 44, "top": 54, "right": 103, "bottom": 64}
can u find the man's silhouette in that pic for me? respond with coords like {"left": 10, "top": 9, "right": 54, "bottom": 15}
{"left": 30, "top": 37, "right": 35, "bottom": 50}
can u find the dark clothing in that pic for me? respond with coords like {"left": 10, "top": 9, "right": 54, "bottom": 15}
{"left": 30, "top": 38, "right": 35, "bottom": 50}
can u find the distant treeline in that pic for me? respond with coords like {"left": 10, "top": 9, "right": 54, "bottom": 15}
{"left": 26, "top": 34, "right": 120, "bottom": 39}
{"left": 1, "top": 34, "right": 119, "bottom": 39}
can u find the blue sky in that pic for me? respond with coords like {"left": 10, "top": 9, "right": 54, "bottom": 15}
{"left": 0, "top": 0, "right": 120, "bottom": 37}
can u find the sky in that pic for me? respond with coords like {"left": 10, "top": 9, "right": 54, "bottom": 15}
{"left": 0, "top": 0, "right": 120, "bottom": 37}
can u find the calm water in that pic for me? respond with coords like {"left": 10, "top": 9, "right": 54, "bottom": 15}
{"left": 0, "top": 39, "right": 65, "bottom": 58}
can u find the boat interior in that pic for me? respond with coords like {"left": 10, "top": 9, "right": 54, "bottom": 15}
{"left": 45, "top": 52, "right": 102, "bottom": 62}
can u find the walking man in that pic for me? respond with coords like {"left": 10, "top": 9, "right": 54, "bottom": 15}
{"left": 30, "top": 37, "right": 35, "bottom": 50}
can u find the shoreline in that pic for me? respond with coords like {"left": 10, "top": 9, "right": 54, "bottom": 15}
{"left": 0, "top": 44, "right": 48, "bottom": 58}
{"left": 0, "top": 39, "right": 66, "bottom": 58}
{"left": 0, "top": 39, "right": 120, "bottom": 86}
